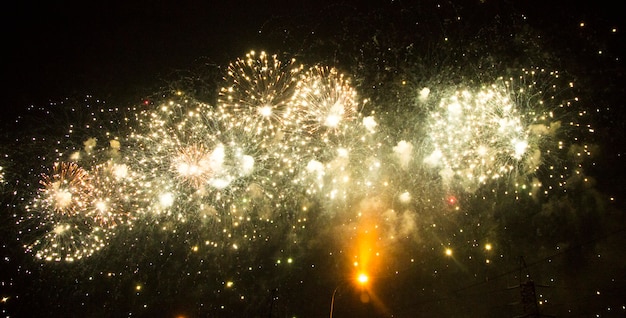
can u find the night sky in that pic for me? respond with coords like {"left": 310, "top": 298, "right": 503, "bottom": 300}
{"left": 1, "top": 1, "right": 625, "bottom": 317}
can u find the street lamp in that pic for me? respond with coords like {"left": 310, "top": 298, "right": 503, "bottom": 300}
{"left": 329, "top": 285, "right": 341, "bottom": 318}
{"left": 357, "top": 273, "right": 369, "bottom": 285}
{"left": 329, "top": 272, "right": 370, "bottom": 318}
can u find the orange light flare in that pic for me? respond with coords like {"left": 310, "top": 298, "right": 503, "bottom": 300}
{"left": 348, "top": 197, "right": 386, "bottom": 304}
{"left": 351, "top": 220, "right": 391, "bottom": 314}
{"left": 343, "top": 196, "right": 393, "bottom": 316}
{"left": 351, "top": 213, "right": 380, "bottom": 293}
{"left": 357, "top": 272, "right": 369, "bottom": 285}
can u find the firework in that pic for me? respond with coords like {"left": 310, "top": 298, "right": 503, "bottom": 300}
{"left": 128, "top": 95, "right": 225, "bottom": 213}
{"left": 171, "top": 143, "right": 226, "bottom": 189}
{"left": 126, "top": 91, "right": 281, "bottom": 233}
{"left": 37, "top": 162, "right": 94, "bottom": 216}
{"left": 19, "top": 162, "right": 118, "bottom": 262}
{"left": 291, "top": 66, "right": 360, "bottom": 136}
{"left": 218, "top": 50, "right": 304, "bottom": 141}
{"left": 420, "top": 67, "right": 593, "bottom": 197}
{"left": 22, "top": 219, "right": 108, "bottom": 262}
{"left": 10, "top": 57, "right": 595, "bottom": 269}
{"left": 87, "top": 161, "right": 137, "bottom": 228}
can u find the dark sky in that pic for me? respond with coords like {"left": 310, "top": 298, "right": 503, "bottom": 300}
{"left": 1, "top": 1, "right": 625, "bottom": 317}
{"left": 3, "top": 0, "right": 624, "bottom": 108}
{"left": 3, "top": 0, "right": 364, "bottom": 112}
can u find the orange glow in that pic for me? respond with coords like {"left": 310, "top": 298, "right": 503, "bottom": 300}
{"left": 342, "top": 197, "right": 392, "bottom": 317}
{"left": 357, "top": 272, "right": 369, "bottom": 285}
{"left": 354, "top": 218, "right": 377, "bottom": 287}
{"left": 349, "top": 196, "right": 386, "bottom": 293}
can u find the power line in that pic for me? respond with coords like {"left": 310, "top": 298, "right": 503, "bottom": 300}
{"left": 453, "top": 227, "right": 626, "bottom": 293}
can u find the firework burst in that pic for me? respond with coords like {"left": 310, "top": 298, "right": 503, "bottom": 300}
{"left": 218, "top": 50, "right": 304, "bottom": 141}
{"left": 9, "top": 56, "right": 596, "bottom": 271}
{"left": 420, "top": 67, "right": 594, "bottom": 197}
{"left": 128, "top": 95, "right": 226, "bottom": 213}
{"left": 22, "top": 219, "right": 108, "bottom": 262}
{"left": 291, "top": 66, "right": 360, "bottom": 136}
{"left": 87, "top": 161, "right": 136, "bottom": 228}
{"left": 20, "top": 162, "right": 116, "bottom": 262}
{"left": 38, "top": 162, "right": 94, "bottom": 216}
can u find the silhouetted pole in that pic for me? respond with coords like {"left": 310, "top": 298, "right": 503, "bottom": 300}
{"left": 520, "top": 279, "right": 540, "bottom": 318}
{"left": 329, "top": 285, "right": 340, "bottom": 318}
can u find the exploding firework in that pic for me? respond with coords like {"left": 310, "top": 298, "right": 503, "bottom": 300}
{"left": 283, "top": 113, "right": 384, "bottom": 218}
{"left": 280, "top": 66, "right": 384, "bottom": 212}
{"left": 218, "top": 50, "right": 304, "bottom": 141}
{"left": 22, "top": 219, "right": 109, "bottom": 262}
{"left": 10, "top": 56, "right": 596, "bottom": 269}
{"left": 126, "top": 91, "right": 280, "bottom": 235}
{"left": 19, "top": 162, "right": 116, "bottom": 262}
{"left": 420, "top": 67, "right": 594, "bottom": 197}
{"left": 87, "top": 162, "right": 136, "bottom": 228}
{"left": 291, "top": 66, "right": 360, "bottom": 135}
{"left": 171, "top": 143, "right": 226, "bottom": 189}
{"left": 37, "top": 162, "right": 94, "bottom": 216}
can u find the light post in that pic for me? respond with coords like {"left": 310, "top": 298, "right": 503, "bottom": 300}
{"left": 329, "top": 285, "right": 341, "bottom": 318}
{"left": 329, "top": 272, "right": 369, "bottom": 318}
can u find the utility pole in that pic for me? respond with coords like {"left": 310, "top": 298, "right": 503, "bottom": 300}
{"left": 512, "top": 257, "right": 554, "bottom": 318}
{"left": 519, "top": 279, "right": 540, "bottom": 317}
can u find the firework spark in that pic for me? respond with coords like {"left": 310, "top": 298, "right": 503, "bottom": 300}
{"left": 291, "top": 66, "right": 360, "bottom": 135}
{"left": 11, "top": 56, "right": 594, "bottom": 278}
{"left": 421, "top": 68, "right": 593, "bottom": 196}
{"left": 23, "top": 220, "right": 108, "bottom": 262}
{"left": 218, "top": 50, "right": 304, "bottom": 140}
{"left": 38, "top": 162, "right": 93, "bottom": 216}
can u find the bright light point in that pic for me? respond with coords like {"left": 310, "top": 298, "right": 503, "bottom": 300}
{"left": 109, "top": 139, "right": 121, "bottom": 150}
{"left": 306, "top": 160, "right": 324, "bottom": 175}
{"left": 69, "top": 151, "right": 81, "bottom": 161}
{"left": 513, "top": 139, "right": 528, "bottom": 159}
{"left": 112, "top": 164, "right": 128, "bottom": 179}
{"left": 447, "top": 101, "right": 462, "bottom": 115}
{"left": 54, "top": 189, "right": 73, "bottom": 209}
{"left": 363, "top": 116, "right": 377, "bottom": 133}
{"left": 226, "top": 281, "right": 233, "bottom": 288}
{"left": 399, "top": 191, "right": 411, "bottom": 203}
{"left": 446, "top": 195, "right": 457, "bottom": 205}
{"left": 485, "top": 243, "right": 492, "bottom": 251}
{"left": 258, "top": 105, "right": 273, "bottom": 117}
{"left": 159, "top": 192, "right": 174, "bottom": 208}
{"left": 337, "top": 148, "right": 349, "bottom": 158}
{"left": 393, "top": 140, "right": 414, "bottom": 169}
{"left": 357, "top": 273, "right": 369, "bottom": 285}
{"left": 239, "top": 155, "right": 255, "bottom": 176}
{"left": 53, "top": 224, "right": 69, "bottom": 235}
{"left": 424, "top": 149, "right": 442, "bottom": 166}
{"left": 95, "top": 200, "right": 107, "bottom": 213}
{"left": 324, "top": 114, "right": 341, "bottom": 127}
{"left": 477, "top": 145, "right": 488, "bottom": 156}
{"left": 287, "top": 258, "right": 293, "bottom": 264}
{"left": 445, "top": 248, "right": 453, "bottom": 256}
{"left": 135, "top": 285, "right": 142, "bottom": 291}
{"left": 419, "top": 87, "right": 430, "bottom": 101}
